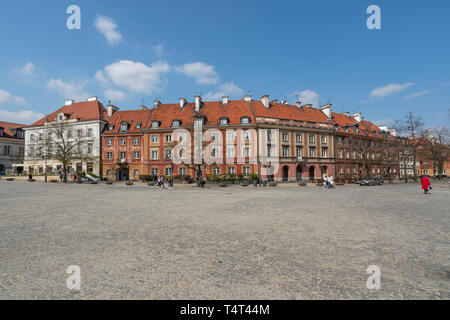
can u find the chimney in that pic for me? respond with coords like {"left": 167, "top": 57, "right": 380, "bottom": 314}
{"left": 243, "top": 94, "right": 252, "bottom": 102}
{"left": 353, "top": 112, "right": 362, "bottom": 123}
{"left": 282, "top": 100, "right": 288, "bottom": 105}
{"left": 107, "top": 104, "right": 119, "bottom": 117}
{"left": 302, "top": 104, "right": 313, "bottom": 108}
{"left": 222, "top": 96, "right": 229, "bottom": 104}
{"left": 342, "top": 112, "right": 350, "bottom": 116}
{"left": 296, "top": 101, "right": 302, "bottom": 108}
{"left": 261, "top": 95, "right": 270, "bottom": 108}
{"left": 87, "top": 96, "right": 98, "bottom": 102}
{"left": 153, "top": 100, "right": 161, "bottom": 108}
{"left": 65, "top": 100, "right": 74, "bottom": 106}
{"left": 194, "top": 96, "right": 202, "bottom": 112}
{"left": 179, "top": 98, "right": 187, "bottom": 109}
{"left": 141, "top": 105, "right": 148, "bottom": 110}
{"left": 320, "top": 104, "right": 332, "bottom": 120}
{"left": 271, "top": 99, "right": 279, "bottom": 104}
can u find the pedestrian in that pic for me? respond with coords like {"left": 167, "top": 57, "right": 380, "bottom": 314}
{"left": 59, "top": 172, "right": 63, "bottom": 182}
{"left": 323, "top": 176, "right": 328, "bottom": 189}
{"left": 28, "top": 173, "right": 33, "bottom": 180}
{"left": 421, "top": 175, "right": 431, "bottom": 194}
{"left": 159, "top": 176, "right": 165, "bottom": 189}
{"left": 73, "top": 173, "right": 77, "bottom": 183}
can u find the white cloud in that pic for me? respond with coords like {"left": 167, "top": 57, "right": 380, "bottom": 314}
{"left": 94, "top": 15, "right": 123, "bottom": 46}
{"left": 0, "top": 89, "right": 26, "bottom": 105}
{"left": 104, "top": 89, "right": 126, "bottom": 102}
{"left": 13, "top": 62, "right": 36, "bottom": 82}
{"left": 404, "top": 89, "right": 437, "bottom": 100}
{"left": 99, "top": 60, "right": 170, "bottom": 94}
{"left": 153, "top": 44, "right": 164, "bottom": 57}
{"left": 175, "top": 62, "right": 219, "bottom": 84}
{"left": 94, "top": 70, "right": 109, "bottom": 86}
{"left": 46, "top": 78, "right": 89, "bottom": 101}
{"left": 204, "top": 82, "right": 243, "bottom": 100}
{"left": 289, "top": 90, "right": 320, "bottom": 106}
{"left": 442, "top": 82, "right": 450, "bottom": 87}
{"left": 0, "top": 109, "right": 44, "bottom": 124}
{"left": 369, "top": 82, "right": 414, "bottom": 98}
{"left": 372, "top": 119, "right": 393, "bottom": 126}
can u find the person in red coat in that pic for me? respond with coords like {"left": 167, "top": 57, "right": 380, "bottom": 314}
{"left": 421, "top": 175, "right": 431, "bottom": 194}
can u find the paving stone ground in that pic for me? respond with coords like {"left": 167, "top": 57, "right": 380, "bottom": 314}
{"left": 0, "top": 180, "right": 448, "bottom": 299}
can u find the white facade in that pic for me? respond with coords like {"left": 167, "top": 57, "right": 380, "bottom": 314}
{"left": 23, "top": 119, "right": 105, "bottom": 176}
{"left": 0, "top": 137, "right": 24, "bottom": 174}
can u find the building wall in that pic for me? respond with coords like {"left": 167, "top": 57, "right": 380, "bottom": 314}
{"left": 0, "top": 137, "right": 24, "bottom": 174}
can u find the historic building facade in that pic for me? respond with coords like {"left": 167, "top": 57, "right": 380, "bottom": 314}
{"left": 100, "top": 95, "right": 397, "bottom": 182}
{"left": 22, "top": 98, "right": 108, "bottom": 176}
{"left": 0, "top": 121, "right": 25, "bottom": 174}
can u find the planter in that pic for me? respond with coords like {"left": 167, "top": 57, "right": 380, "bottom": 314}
{"left": 219, "top": 182, "right": 227, "bottom": 187}
{"left": 28, "top": 179, "right": 36, "bottom": 182}
{"left": 147, "top": 182, "right": 155, "bottom": 186}
{"left": 298, "top": 181, "right": 307, "bottom": 186}
{"left": 6, "top": 178, "right": 15, "bottom": 181}
{"left": 90, "top": 181, "right": 98, "bottom": 185}
{"left": 105, "top": 181, "right": 113, "bottom": 185}
{"left": 241, "top": 182, "right": 249, "bottom": 187}
{"left": 268, "top": 181, "right": 277, "bottom": 187}
{"left": 126, "top": 181, "right": 134, "bottom": 186}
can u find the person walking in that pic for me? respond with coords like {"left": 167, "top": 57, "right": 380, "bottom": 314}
{"left": 159, "top": 176, "right": 165, "bottom": 189}
{"left": 421, "top": 175, "right": 431, "bottom": 194}
{"left": 59, "top": 172, "right": 63, "bottom": 182}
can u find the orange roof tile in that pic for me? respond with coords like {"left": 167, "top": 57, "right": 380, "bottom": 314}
{"left": 0, "top": 121, "right": 25, "bottom": 138}
{"left": 103, "top": 109, "right": 151, "bottom": 134}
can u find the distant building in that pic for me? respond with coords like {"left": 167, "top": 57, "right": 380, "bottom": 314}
{"left": 22, "top": 97, "right": 108, "bottom": 176}
{"left": 0, "top": 121, "right": 25, "bottom": 174}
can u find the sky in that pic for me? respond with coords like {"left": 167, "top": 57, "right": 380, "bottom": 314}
{"left": 0, "top": 0, "right": 449, "bottom": 126}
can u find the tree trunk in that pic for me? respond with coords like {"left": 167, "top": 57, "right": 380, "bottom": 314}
{"left": 63, "top": 164, "right": 67, "bottom": 183}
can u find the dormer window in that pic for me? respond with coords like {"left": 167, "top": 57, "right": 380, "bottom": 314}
{"left": 120, "top": 122, "right": 128, "bottom": 132}
{"left": 136, "top": 122, "right": 142, "bottom": 129}
{"left": 109, "top": 124, "right": 115, "bottom": 131}
{"left": 241, "top": 117, "right": 250, "bottom": 124}
{"left": 219, "top": 118, "right": 229, "bottom": 126}
{"left": 57, "top": 113, "right": 65, "bottom": 122}
{"left": 171, "top": 120, "right": 181, "bottom": 128}
{"left": 151, "top": 121, "right": 160, "bottom": 128}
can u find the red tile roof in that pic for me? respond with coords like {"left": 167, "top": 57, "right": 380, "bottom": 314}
{"left": 29, "top": 101, "right": 108, "bottom": 127}
{"left": 251, "top": 101, "right": 330, "bottom": 123}
{"left": 103, "top": 109, "right": 152, "bottom": 134}
{"left": 0, "top": 121, "right": 25, "bottom": 138}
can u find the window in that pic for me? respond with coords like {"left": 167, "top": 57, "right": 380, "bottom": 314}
{"left": 228, "top": 167, "right": 235, "bottom": 175}
{"left": 346, "top": 167, "right": 350, "bottom": 174}
{"left": 77, "top": 129, "right": 82, "bottom": 138}
{"left": 339, "top": 167, "right": 343, "bottom": 175}
{"left": 243, "top": 147, "right": 250, "bottom": 157}
{"left": 106, "top": 139, "right": 112, "bottom": 146}
{"left": 296, "top": 147, "right": 302, "bottom": 157}
{"left": 227, "top": 146, "right": 235, "bottom": 158}
{"left": 87, "top": 143, "right": 93, "bottom": 154}
{"left": 165, "top": 149, "right": 171, "bottom": 159}
{"left": 267, "top": 130, "right": 273, "bottom": 141}
{"left": 353, "top": 167, "right": 356, "bottom": 174}
{"left": 120, "top": 151, "right": 126, "bottom": 160}
{"left": 107, "top": 170, "right": 112, "bottom": 175}
{"left": 212, "top": 133, "right": 220, "bottom": 141}
{"left": 151, "top": 150, "right": 158, "bottom": 160}
{"left": 30, "top": 134, "right": 35, "bottom": 142}
{"left": 242, "top": 131, "right": 250, "bottom": 141}
{"left": 282, "top": 146, "right": 289, "bottom": 157}
{"left": 321, "top": 135, "right": 327, "bottom": 143}
{"left": 352, "top": 151, "right": 356, "bottom": 159}
{"left": 107, "top": 152, "right": 113, "bottom": 160}
{"left": 67, "top": 131, "right": 72, "bottom": 139}
{"left": 282, "top": 133, "right": 289, "bottom": 142}
{"left": 179, "top": 168, "right": 186, "bottom": 175}
{"left": 165, "top": 168, "right": 172, "bottom": 176}
{"left": 213, "top": 167, "right": 220, "bottom": 175}
{"left": 109, "top": 125, "right": 115, "bottom": 131}
{"left": 268, "top": 146, "right": 274, "bottom": 157}
{"left": 227, "top": 131, "right": 235, "bottom": 142}
{"left": 346, "top": 151, "right": 349, "bottom": 159}
{"left": 152, "top": 168, "right": 158, "bottom": 176}
{"left": 243, "top": 166, "right": 250, "bottom": 175}
{"left": 296, "top": 133, "right": 302, "bottom": 143}
{"left": 172, "top": 120, "right": 180, "bottom": 128}
{"left": 309, "top": 147, "right": 315, "bottom": 158}
{"left": 88, "top": 128, "right": 93, "bottom": 137}
{"left": 194, "top": 118, "right": 203, "bottom": 126}
{"left": 165, "top": 135, "right": 172, "bottom": 143}
{"left": 136, "top": 122, "right": 142, "bottom": 129}
{"left": 220, "top": 118, "right": 229, "bottom": 125}
{"left": 134, "top": 169, "right": 139, "bottom": 176}
{"left": 151, "top": 135, "right": 158, "bottom": 143}
{"left": 151, "top": 121, "right": 160, "bottom": 128}
{"left": 178, "top": 134, "right": 185, "bottom": 142}
{"left": 4, "top": 145, "right": 11, "bottom": 156}
{"left": 134, "top": 151, "right": 140, "bottom": 159}
{"left": 241, "top": 117, "right": 250, "bottom": 124}
{"left": 309, "top": 134, "right": 315, "bottom": 143}
{"left": 133, "top": 138, "right": 140, "bottom": 145}
{"left": 321, "top": 148, "right": 327, "bottom": 158}
{"left": 339, "top": 149, "right": 343, "bottom": 159}
{"left": 120, "top": 138, "right": 126, "bottom": 145}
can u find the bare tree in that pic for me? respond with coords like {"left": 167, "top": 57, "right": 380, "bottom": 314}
{"left": 27, "top": 121, "right": 97, "bottom": 183}
{"left": 393, "top": 112, "right": 425, "bottom": 181}
{"left": 419, "top": 126, "right": 449, "bottom": 179}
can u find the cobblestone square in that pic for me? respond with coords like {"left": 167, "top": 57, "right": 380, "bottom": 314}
{"left": 0, "top": 180, "right": 448, "bottom": 299}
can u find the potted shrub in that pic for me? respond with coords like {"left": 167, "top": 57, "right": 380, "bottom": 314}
{"left": 268, "top": 181, "right": 277, "bottom": 187}
{"left": 147, "top": 181, "right": 155, "bottom": 186}
{"left": 126, "top": 181, "right": 134, "bottom": 186}
{"left": 298, "top": 181, "right": 306, "bottom": 186}
{"left": 219, "top": 181, "right": 227, "bottom": 187}
{"left": 241, "top": 181, "right": 249, "bottom": 187}
{"left": 6, "top": 178, "right": 15, "bottom": 181}
{"left": 105, "top": 181, "right": 113, "bottom": 185}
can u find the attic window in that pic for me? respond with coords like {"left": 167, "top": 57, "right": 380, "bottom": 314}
{"left": 152, "top": 121, "right": 160, "bottom": 128}
{"left": 120, "top": 123, "right": 128, "bottom": 132}
{"left": 136, "top": 122, "right": 142, "bottom": 129}
{"left": 172, "top": 120, "right": 180, "bottom": 128}
{"left": 0, "top": 128, "right": 3, "bottom": 136}
{"left": 57, "top": 113, "right": 65, "bottom": 122}
{"left": 241, "top": 117, "right": 250, "bottom": 124}
{"left": 219, "top": 118, "right": 229, "bottom": 125}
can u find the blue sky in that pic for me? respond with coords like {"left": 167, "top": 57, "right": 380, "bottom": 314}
{"left": 0, "top": 0, "right": 449, "bottom": 126}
